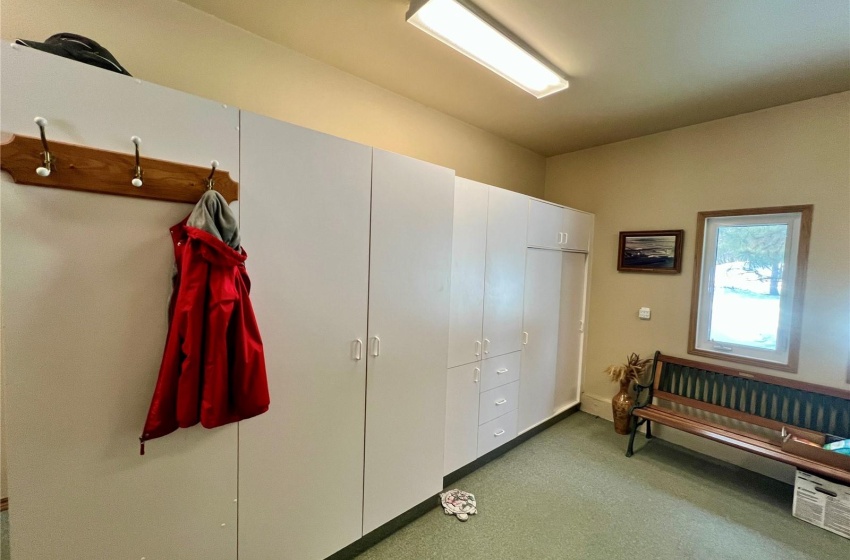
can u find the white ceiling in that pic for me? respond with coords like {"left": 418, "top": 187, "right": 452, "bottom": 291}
{"left": 181, "top": 0, "right": 850, "bottom": 156}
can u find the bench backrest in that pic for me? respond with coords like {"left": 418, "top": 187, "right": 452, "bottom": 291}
{"left": 651, "top": 353, "right": 850, "bottom": 439}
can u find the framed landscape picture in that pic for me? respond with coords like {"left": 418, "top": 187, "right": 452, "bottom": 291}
{"left": 617, "top": 230, "right": 684, "bottom": 273}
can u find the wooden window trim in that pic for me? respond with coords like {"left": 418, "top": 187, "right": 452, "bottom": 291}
{"left": 687, "top": 205, "right": 813, "bottom": 373}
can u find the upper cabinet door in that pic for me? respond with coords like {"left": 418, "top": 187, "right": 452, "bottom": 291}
{"left": 363, "top": 150, "right": 454, "bottom": 535}
{"left": 447, "top": 178, "right": 489, "bottom": 368}
{"left": 483, "top": 187, "right": 529, "bottom": 358}
{"left": 527, "top": 199, "right": 564, "bottom": 250}
{"left": 238, "top": 114, "right": 372, "bottom": 560}
{"left": 562, "top": 209, "right": 593, "bottom": 252}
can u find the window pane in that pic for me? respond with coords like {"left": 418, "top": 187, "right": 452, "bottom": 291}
{"left": 709, "top": 224, "right": 788, "bottom": 350}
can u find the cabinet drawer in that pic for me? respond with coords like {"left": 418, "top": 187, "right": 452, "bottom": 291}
{"left": 477, "top": 410, "right": 518, "bottom": 457}
{"left": 479, "top": 351, "right": 521, "bottom": 392}
{"left": 478, "top": 381, "right": 519, "bottom": 425}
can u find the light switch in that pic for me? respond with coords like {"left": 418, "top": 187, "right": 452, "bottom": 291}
{"left": 639, "top": 307, "right": 651, "bottom": 320}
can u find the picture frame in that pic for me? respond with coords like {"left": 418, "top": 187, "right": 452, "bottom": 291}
{"left": 617, "top": 230, "right": 684, "bottom": 273}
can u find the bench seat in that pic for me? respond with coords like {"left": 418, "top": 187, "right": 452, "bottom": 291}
{"left": 627, "top": 353, "right": 850, "bottom": 485}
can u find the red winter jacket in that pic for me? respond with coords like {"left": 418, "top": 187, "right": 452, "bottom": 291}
{"left": 140, "top": 218, "right": 269, "bottom": 453}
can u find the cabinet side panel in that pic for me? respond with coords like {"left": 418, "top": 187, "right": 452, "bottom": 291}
{"left": 1, "top": 44, "right": 238, "bottom": 560}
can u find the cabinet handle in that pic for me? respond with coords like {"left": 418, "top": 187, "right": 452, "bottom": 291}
{"left": 563, "top": 232, "right": 569, "bottom": 245}
{"left": 474, "top": 340, "right": 481, "bottom": 357}
{"left": 494, "top": 429, "right": 505, "bottom": 437}
{"left": 371, "top": 336, "right": 381, "bottom": 357}
{"left": 473, "top": 367, "right": 480, "bottom": 383}
{"left": 354, "top": 339, "right": 363, "bottom": 361}
{"left": 558, "top": 232, "right": 565, "bottom": 244}
{"left": 496, "top": 368, "right": 508, "bottom": 375}
{"left": 483, "top": 338, "right": 490, "bottom": 355}
{"left": 522, "top": 332, "right": 529, "bottom": 345}
{"left": 495, "top": 398, "right": 508, "bottom": 405}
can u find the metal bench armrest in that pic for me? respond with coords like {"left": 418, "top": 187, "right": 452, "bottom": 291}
{"left": 630, "top": 351, "right": 660, "bottom": 413}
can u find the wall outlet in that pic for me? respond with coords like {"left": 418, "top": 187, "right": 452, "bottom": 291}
{"left": 639, "top": 307, "right": 651, "bottom": 320}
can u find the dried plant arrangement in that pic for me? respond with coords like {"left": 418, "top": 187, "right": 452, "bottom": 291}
{"left": 605, "top": 352, "right": 652, "bottom": 384}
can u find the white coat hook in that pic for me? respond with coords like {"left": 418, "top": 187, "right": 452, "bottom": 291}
{"left": 205, "top": 160, "right": 219, "bottom": 191}
{"left": 34, "top": 116, "right": 54, "bottom": 177}
{"left": 131, "top": 136, "right": 143, "bottom": 187}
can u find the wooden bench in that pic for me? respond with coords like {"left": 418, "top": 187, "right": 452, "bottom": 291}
{"left": 626, "top": 352, "right": 850, "bottom": 484}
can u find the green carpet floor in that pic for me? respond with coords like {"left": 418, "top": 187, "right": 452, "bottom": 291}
{"left": 1, "top": 413, "right": 847, "bottom": 559}
{"left": 355, "top": 412, "right": 848, "bottom": 560}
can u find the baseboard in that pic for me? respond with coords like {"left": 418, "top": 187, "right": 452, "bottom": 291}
{"left": 326, "top": 494, "right": 438, "bottom": 560}
{"left": 444, "top": 403, "right": 581, "bottom": 487}
{"left": 579, "top": 393, "right": 795, "bottom": 484}
{"left": 326, "top": 404, "right": 581, "bottom": 559}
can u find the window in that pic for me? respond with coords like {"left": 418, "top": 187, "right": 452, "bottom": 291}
{"left": 688, "top": 205, "right": 813, "bottom": 372}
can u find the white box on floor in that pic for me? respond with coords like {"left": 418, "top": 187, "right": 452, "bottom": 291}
{"left": 792, "top": 471, "right": 850, "bottom": 539}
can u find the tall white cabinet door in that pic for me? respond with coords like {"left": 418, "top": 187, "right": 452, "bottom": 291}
{"left": 0, "top": 45, "right": 238, "bottom": 560}
{"left": 563, "top": 209, "right": 593, "bottom": 252}
{"left": 238, "top": 114, "right": 372, "bottom": 560}
{"left": 447, "top": 178, "right": 489, "bottom": 368}
{"left": 527, "top": 199, "right": 564, "bottom": 250}
{"left": 518, "top": 249, "right": 563, "bottom": 433}
{"left": 482, "top": 187, "right": 529, "bottom": 358}
{"left": 363, "top": 149, "right": 454, "bottom": 534}
{"left": 444, "top": 363, "right": 482, "bottom": 475}
{"left": 555, "top": 252, "right": 588, "bottom": 411}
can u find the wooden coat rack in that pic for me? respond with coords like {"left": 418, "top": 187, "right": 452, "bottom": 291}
{"left": 1, "top": 130, "right": 238, "bottom": 204}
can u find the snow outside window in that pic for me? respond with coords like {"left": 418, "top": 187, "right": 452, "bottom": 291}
{"left": 689, "top": 206, "right": 812, "bottom": 372}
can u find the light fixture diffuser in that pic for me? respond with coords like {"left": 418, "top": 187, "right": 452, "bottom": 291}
{"left": 407, "top": 0, "right": 569, "bottom": 98}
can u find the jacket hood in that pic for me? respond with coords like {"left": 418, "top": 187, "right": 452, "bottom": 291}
{"left": 187, "top": 190, "right": 241, "bottom": 250}
{"left": 184, "top": 225, "right": 247, "bottom": 268}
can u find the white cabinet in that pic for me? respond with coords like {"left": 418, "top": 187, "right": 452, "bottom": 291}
{"left": 238, "top": 114, "right": 372, "bottom": 560}
{"left": 563, "top": 208, "right": 593, "bottom": 252}
{"left": 447, "top": 178, "right": 489, "bottom": 368}
{"left": 518, "top": 249, "right": 563, "bottom": 433}
{"left": 363, "top": 149, "right": 454, "bottom": 534}
{"left": 528, "top": 200, "right": 593, "bottom": 253}
{"left": 555, "top": 252, "right": 588, "bottom": 411}
{"left": 527, "top": 199, "right": 565, "bottom": 250}
{"left": 483, "top": 187, "right": 529, "bottom": 358}
{"left": 0, "top": 44, "right": 240, "bottom": 560}
{"left": 443, "top": 179, "right": 527, "bottom": 474}
{"left": 444, "top": 363, "right": 482, "bottom": 475}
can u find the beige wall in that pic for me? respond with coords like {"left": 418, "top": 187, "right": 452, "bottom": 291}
{"left": 0, "top": 0, "right": 545, "bottom": 197}
{"left": 546, "top": 92, "right": 850, "bottom": 405}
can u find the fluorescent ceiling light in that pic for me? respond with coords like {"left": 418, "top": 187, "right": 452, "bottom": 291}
{"left": 407, "top": 0, "right": 569, "bottom": 98}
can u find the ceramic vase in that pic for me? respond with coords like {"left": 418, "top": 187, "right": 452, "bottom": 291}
{"left": 612, "top": 378, "right": 634, "bottom": 435}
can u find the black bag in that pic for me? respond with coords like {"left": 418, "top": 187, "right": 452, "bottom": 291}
{"left": 15, "top": 33, "right": 131, "bottom": 76}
